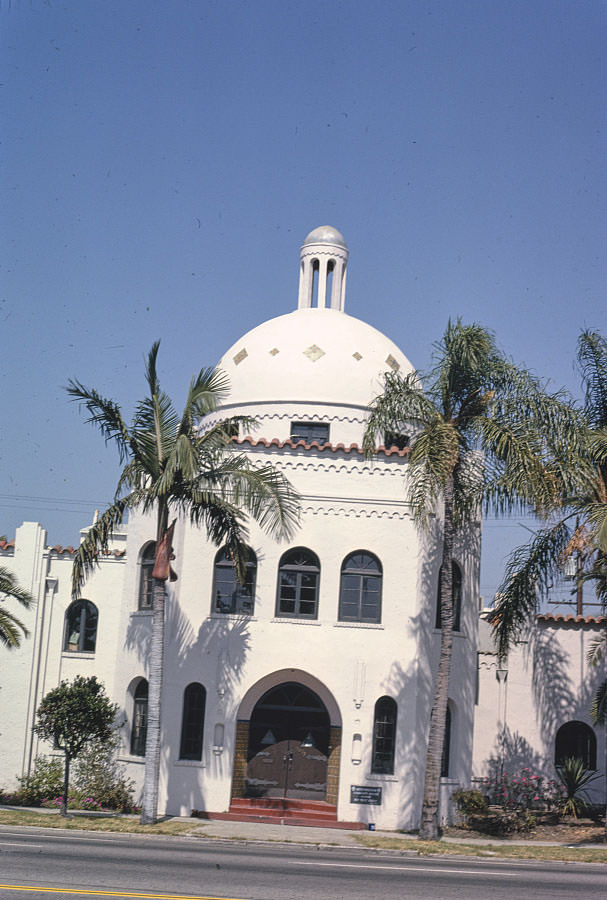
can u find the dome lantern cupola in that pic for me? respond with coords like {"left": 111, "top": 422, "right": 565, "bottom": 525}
{"left": 297, "top": 226, "right": 349, "bottom": 312}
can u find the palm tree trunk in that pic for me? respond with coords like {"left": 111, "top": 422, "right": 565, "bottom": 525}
{"left": 140, "top": 507, "right": 169, "bottom": 825}
{"left": 419, "top": 476, "right": 455, "bottom": 841}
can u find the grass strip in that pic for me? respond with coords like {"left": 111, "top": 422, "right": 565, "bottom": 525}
{"left": 0, "top": 809, "right": 197, "bottom": 836}
{"left": 354, "top": 833, "right": 607, "bottom": 864}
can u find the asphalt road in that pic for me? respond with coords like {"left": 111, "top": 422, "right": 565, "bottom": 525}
{"left": 0, "top": 827, "right": 605, "bottom": 900}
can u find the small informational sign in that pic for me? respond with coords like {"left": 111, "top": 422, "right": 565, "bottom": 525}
{"left": 350, "top": 785, "right": 382, "bottom": 805}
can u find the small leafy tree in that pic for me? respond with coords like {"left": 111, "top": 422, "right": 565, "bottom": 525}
{"left": 34, "top": 676, "right": 117, "bottom": 816}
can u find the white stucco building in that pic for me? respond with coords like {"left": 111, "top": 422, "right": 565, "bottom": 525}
{"left": 1, "top": 227, "right": 605, "bottom": 826}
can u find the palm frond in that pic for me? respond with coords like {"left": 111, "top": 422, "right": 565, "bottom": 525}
{"left": 432, "top": 320, "right": 496, "bottom": 418}
{"left": 577, "top": 330, "right": 607, "bottom": 430}
{"left": 406, "top": 419, "right": 460, "bottom": 522}
{"left": 71, "top": 498, "right": 132, "bottom": 597}
{"left": 0, "top": 565, "right": 33, "bottom": 649}
{"left": 488, "top": 519, "right": 573, "bottom": 659}
{"left": 0, "top": 607, "right": 29, "bottom": 648}
{"left": 0, "top": 565, "right": 34, "bottom": 608}
{"left": 187, "top": 453, "right": 300, "bottom": 542}
{"left": 586, "top": 633, "right": 606, "bottom": 668}
{"left": 66, "top": 380, "right": 132, "bottom": 463}
{"left": 179, "top": 367, "right": 231, "bottom": 435}
{"left": 590, "top": 680, "right": 607, "bottom": 726}
{"left": 134, "top": 389, "right": 179, "bottom": 471}
{"left": 363, "top": 371, "right": 437, "bottom": 455}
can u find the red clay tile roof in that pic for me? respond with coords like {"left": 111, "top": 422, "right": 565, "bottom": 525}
{"left": 235, "top": 436, "right": 410, "bottom": 457}
{"left": 49, "top": 545, "right": 125, "bottom": 558}
{"left": 536, "top": 613, "right": 607, "bottom": 626}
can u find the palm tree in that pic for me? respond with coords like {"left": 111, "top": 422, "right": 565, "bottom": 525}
{"left": 0, "top": 565, "right": 33, "bottom": 648}
{"left": 363, "top": 320, "right": 577, "bottom": 840}
{"left": 67, "top": 341, "right": 299, "bottom": 824}
{"left": 490, "top": 330, "right": 606, "bottom": 658}
{"left": 490, "top": 331, "right": 607, "bottom": 786}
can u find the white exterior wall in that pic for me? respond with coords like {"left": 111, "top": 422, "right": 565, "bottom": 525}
{"left": 1, "top": 230, "right": 480, "bottom": 828}
{"left": 0, "top": 523, "right": 126, "bottom": 789}
{"left": 474, "top": 615, "right": 607, "bottom": 805}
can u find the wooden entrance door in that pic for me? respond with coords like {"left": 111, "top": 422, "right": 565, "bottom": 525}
{"left": 246, "top": 683, "right": 330, "bottom": 800}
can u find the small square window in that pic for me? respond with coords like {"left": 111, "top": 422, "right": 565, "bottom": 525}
{"left": 290, "top": 422, "right": 330, "bottom": 444}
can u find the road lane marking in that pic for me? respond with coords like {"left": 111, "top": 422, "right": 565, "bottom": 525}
{"left": 0, "top": 842, "right": 44, "bottom": 848}
{"left": 287, "top": 860, "right": 516, "bottom": 876}
{"left": 0, "top": 887, "right": 247, "bottom": 900}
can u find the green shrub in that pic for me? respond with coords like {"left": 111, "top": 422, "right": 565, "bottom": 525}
{"left": 468, "top": 808, "right": 536, "bottom": 835}
{"left": 6, "top": 732, "right": 136, "bottom": 813}
{"left": 453, "top": 789, "right": 488, "bottom": 816}
{"left": 555, "top": 756, "right": 599, "bottom": 819}
{"left": 15, "top": 756, "right": 64, "bottom": 806}
{"left": 73, "top": 733, "right": 136, "bottom": 812}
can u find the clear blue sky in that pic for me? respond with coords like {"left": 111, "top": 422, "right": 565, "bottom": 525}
{"left": 1, "top": 0, "right": 605, "bottom": 606}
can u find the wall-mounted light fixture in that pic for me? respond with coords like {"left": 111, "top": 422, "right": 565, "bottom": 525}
{"left": 213, "top": 723, "right": 225, "bottom": 755}
{"left": 351, "top": 733, "right": 362, "bottom": 765}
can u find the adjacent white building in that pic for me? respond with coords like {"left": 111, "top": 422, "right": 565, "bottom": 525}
{"left": 1, "top": 227, "right": 605, "bottom": 825}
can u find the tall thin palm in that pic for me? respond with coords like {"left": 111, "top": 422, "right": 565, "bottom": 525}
{"left": 490, "top": 331, "right": 607, "bottom": 744}
{"left": 363, "top": 320, "right": 578, "bottom": 840}
{"left": 490, "top": 331, "right": 607, "bottom": 654}
{"left": 0, "top": 565, "right": 33, "bottom": 648}
{"left": 67, "top": 341, "right": 299, "bottom": 824}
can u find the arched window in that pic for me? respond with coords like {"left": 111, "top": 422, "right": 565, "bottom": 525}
{"left": 63, "top": 600, "right": 98, "bottom": 652}
{"left": 179, "top": 683, "right": 206, "bottom": 761}
{"left": 138, "top": 542, "right": 155, "bottom": 610}
{"left": 212, "top": 547, "right": 257, "bottom": 614}
{"left": 435, "top": 561, "right": 462, "bottom": 631}
{"left": 372, "top": 696, "right": 397, "bottom": 775}
{"left": 555, "top": 721, "right": 596, "bottom": 769}
{"left": 441, "top": 705, "right": 452, "bottom": 778}
{"left": 276, "top": 548, "right": 320, "bottom": 619}
{"left": 339, "top": 551, "right": 382, "bottom": 623}
{"left": 130, "top": 679, "right": 148, "bottom": 756}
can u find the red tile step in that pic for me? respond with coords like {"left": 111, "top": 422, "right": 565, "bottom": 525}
{"left": 193, "top": 797, "right": 366, "bottom": 830}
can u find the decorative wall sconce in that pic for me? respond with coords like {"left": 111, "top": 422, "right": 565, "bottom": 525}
{"left": 351, "top": 732, "right": 362, "bottom": 765}
{"left": 213, "top": 722, "right": 225, "bottom": 754}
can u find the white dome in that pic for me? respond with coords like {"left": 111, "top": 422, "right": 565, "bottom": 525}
{"left": 217, "top": 307, "right": 414, "bottom": 410}
{"left": 302, "top": 226, "right": 347, "bottom": 249}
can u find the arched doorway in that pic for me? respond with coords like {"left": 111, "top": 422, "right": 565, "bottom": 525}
{"left": 246, "top": 682, "right": 330, "bottom": 800}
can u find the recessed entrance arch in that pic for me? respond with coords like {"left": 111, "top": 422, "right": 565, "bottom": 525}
{"left": 231, "top": 672, "right": 342, "bottom": 804}
{"left": 247, "top": 682, "right": 330, "bottom": 800}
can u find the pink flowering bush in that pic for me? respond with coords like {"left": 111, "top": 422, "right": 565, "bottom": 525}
{"left": 476, "top": 767, "right": 565, "bottom": 811}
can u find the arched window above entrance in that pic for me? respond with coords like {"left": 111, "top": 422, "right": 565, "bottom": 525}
{"left": 339, "top": 551, "right": 382, "bottom": 623}
{"left": 276, "top": 548, "right": 320, "bottom": 619}
{"left": 212, "top": 546, "right": 257, "bottom": 615}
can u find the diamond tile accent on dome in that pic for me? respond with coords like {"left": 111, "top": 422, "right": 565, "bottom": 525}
{"left": 233, "top": 348, "right": 248, "bottom": 365}
{"left": 303, "top": 344, "right": 325, "bottom": 362}
{"left": 353, "top": 352, "right": 363, "bottom": 361}
{"left": 385, "top": 354, "right": 400, "bottom": 372}
{"left": 269, "top": 348, "right": 280, "bottom": 356}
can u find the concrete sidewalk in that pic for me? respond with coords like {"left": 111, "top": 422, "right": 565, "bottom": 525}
{"left": 2, "top": 806, "right": 605, "bottom": 851}
{"left": 185, "top": 816, "right": 607, "bottom": 851}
